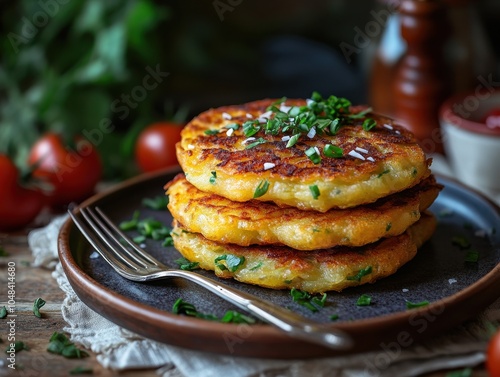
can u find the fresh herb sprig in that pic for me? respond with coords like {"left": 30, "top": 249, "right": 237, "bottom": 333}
{"left": 238, "top": 92, "right": 375, "bottom": 163}
{"left": 47, "top": 332, "right": 89, "bottom": 359}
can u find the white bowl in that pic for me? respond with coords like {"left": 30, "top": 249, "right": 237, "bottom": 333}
{"left": 439, "top": 89, "right": 500, "bottom": 203}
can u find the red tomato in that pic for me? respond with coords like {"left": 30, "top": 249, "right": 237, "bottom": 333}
{"left": 488, "top": 329, "right": 500, "bottom": 377}
{"left": 134, "top": 122, "right": 183, "bottom": 173}
{"left": 0, "top": 155, "right": 45, "bottom": 231}
{"left": 28, "top": 133, "right": 102, "bottom": 207}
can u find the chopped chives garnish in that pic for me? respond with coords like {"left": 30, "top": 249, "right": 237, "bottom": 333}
{"left": 204, "top": 129, "right": 219, "bottom": 135}
{"left": 286, "top": 134, "right": 300, "bottom": 148}
{"left": 356, "top": 294, "right": 372, "bottom": 306}
{"left": 305, "top": 147, "right": 321, "bottom": 164}
{"left": 406, "top": 300, "right": 429, "bottom": 309}
{"left": 309, "top": 185, "right": 320, "bottom": 200}
{"left": 253, "top": 180, "right": 270, "bottom": 198}
{"left": 175, "top": 257, "right": 200, "bottom": 271}
{"left": 362, "top": 118, "right": 377, "bottom": 131}
{"left": 330, "top": 314, "right": 339, "bottom": 321}
{"left": 465, "top": 250, "right": 479, "bottom": 263}
{"left": 224, "top": 123, "right": 239, "bottom": 130}
{"left": 214, "top": 254, "right": 245, "bottom": 272}
{"left": 323, "top": 144, "right": 343, "bottom": 158}
{"left": 245, "top": 137, "right": 267, "bottom": 149}
{"left": 346, "top": 266, "right": 372, "bottom": 282}
{"left": 209, "top": 171, "right": 217, "bottom": 184}
{"left": 452, "top": 236, "right": 470, "bottom": 249}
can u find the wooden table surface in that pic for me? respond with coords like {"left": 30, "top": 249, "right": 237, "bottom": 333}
{"left": 0, "top": 221, "right": 490, "bottom": 377}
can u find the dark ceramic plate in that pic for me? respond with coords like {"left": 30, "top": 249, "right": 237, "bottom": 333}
{"left": 58, "top": 167, "right": 500, "bottom": 359}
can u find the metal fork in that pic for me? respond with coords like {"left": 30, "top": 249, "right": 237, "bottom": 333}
{"left": 68, "top": 206, "right": 352, "bottom": 350}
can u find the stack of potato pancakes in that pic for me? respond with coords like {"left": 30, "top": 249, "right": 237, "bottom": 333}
{"left": 166, "top": 93, "right": 442, "bottom": 293}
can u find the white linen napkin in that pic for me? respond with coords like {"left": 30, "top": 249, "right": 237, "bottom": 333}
{"left": 27, "top": 214, "right": 498, "bottom": 377}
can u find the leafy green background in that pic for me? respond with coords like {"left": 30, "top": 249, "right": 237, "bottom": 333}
{"left": 0, "top": 0, "right": 179, "bottom": 179}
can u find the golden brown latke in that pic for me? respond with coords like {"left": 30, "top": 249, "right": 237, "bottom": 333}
{"left": 176, "top": 99, "right": 431, "bottom": 212}
{"left": 171, "top": 213, "right": 437, "bottom": 293}
{"left": 166, "top": 174, "right": 441, "bottom": 250}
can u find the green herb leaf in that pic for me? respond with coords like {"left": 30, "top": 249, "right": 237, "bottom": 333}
{"left": 323, "top": 144, "right": 343, "bottom": 158}
{"left": 171, "top": 298, "right": 218, "bottom": 320}
{"left": 377, "top": 169, "right": 390, "bottom": 178}
{"left": 406, "top": 300, "right": 429, "bottom": 309}
{"left": 224, "top": 123, "right": 239, "bottom": 130}
{"left": 142, "top": 195, "right": 169, "bottom": 210}
{"left": 209, "top": 171, "right": 217, "bottom": 184}
{"left": 346, "top": 266, "right": 373, "bottom": 282}
{"left": 305, "top": 147, "right": 321, "bottom": 164}
{"left": 356, "top": 294, "right": 372, "bottom": 306}
{"left": 290, "top": 289, "right": 327, "bottom": 312}
{"left": 162, "top": 236, "right": 174, "bottom": 247}
{"left": 445, "top": 367, "right": 472, "bottom": 377}
{"left": 0, "top": 247, "right": 9, "bottom": 257}
{"left": 286, "top": 134, "right": 300, "bottom": 148}
{"left": 0, "top": 306, "right": 7, "bottom": 319}
{"left": 119, "top": 210, "right": 140, "bottom": 231}
{"left": 452, "top": 236, "right": 470, "bottom": 249}
{"left": 465, "top": 250, "right": 479, "bottom": 263}
{"left": 253, "top": 180, "right": 270, "bottom": 198}
{"left": 330, "top": 314, "right": 339, "bottom": 321}
{"left": 309, "top": 185, "right": 320, "bottom": 200}
{"left": 386, "top": 223, "right": 392, "bottom": 232}
{"left": 362, "top": 118, "right": 377, "bottom": 131}
{"left": 47, "top": 332, "right": 88, "bottom": 359}
{"left": 204, "top": 129, "right": 220, "bottom": 135}
{"left": 243, "top": 121, "right": 260, "bottom": 137}
{"left": 249, "top": 262, "right": 263, "bottom": 271}
{"left": 245, "top": 137, "right": 267, "bottom": 149}
{"left": 175, "top": 257, "right": 200, "bottom": 271}
{"left": 312, "top": 293, "right": 327, "bottom": 307}
{"left": 6, "top": 341, "right": 28, "bottom": 353}
{"left": 220, "top": 310, "right": 256, "bottom": 324}
{"left": 70, "top": 366, "right": 93, "bottom": 375}
{"left": 33, "top": 297, "right": 46, "bottom": 318}
{"left": 214, "top": 254, "right": 245, "bottom": 272}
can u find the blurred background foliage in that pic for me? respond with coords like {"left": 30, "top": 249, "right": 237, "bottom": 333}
{"left": 0, "top": 0, "right": 499, "bottom": 179}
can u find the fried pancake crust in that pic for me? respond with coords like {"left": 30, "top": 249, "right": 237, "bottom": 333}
{"left": 171, "top": 213, "right": 436, "bottom": 293}
{"left": 166, "top": 174, "right": 441, "bottom": 250}
{"left": 177, "top": 99, "right": 431, "bottom": 212}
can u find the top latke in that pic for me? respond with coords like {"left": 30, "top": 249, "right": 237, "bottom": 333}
{"left": 177, "top": 98, "right": 431, "bottom": 212}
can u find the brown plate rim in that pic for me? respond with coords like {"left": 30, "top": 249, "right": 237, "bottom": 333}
{"left": 57, "top": 167, "right": 500, "bottom": 359}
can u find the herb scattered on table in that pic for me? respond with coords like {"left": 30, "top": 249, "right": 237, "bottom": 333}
{"left": 290, "top": 288, "right": 327, "bottom": 312}
{"left": 47, "top": 332, "right": 89, "bottom": 359}
{"left": 70, "top": 366, "right": 93, "bottom": 375}
{"left": 0, "top": 306, "right": 7, "bottom": 319}
{"left": 5, "top": 341, "right": 29, "bottom": 353}
{"left": 0, "top": 247, "right": 9, "bottom": 257}
{"left": 33, "top": 297, "right": 46, "bottom": 318}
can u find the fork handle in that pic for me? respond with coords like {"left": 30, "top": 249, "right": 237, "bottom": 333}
{"left": 168, "top": 269, "right": 352, "bottom": 350}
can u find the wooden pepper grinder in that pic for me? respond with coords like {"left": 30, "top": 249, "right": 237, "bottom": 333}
{"left": 393, "top": 0, "right": 451, "bottom": 153}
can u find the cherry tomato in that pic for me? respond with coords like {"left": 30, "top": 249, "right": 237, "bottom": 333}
{"left": 0, "top": 155, "right": 45, "bottom": 231}
{"left": 134, "top": 122, "right": 183, "bottom": 173}
{"left": 487, "top": 329, "right": 500, "bottom": 377}
{"left": 28, "top": 133, "right": 102, "bottom": 207}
